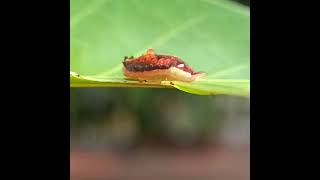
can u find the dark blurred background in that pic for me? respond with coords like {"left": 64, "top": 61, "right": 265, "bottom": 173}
{"left": 71, "top": 1, "right": 250, "bottom": 179}
{"left": 71, "top": 89, "right": 250, "bottom": 149}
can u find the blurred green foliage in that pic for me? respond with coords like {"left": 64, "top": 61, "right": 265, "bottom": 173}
{"left": 71, "top": 88, "right": 250, "bottom": 148}
{"left": 234, "top": 0, "right": 250, "bottom": 6}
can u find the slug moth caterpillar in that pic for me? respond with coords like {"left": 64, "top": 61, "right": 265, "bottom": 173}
{"left": 122, "top": 49, "right": 205, "bottom": 82}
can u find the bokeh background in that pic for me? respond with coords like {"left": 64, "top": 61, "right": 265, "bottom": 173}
{"left": 70, "top": 0, "right": 250, "bottom": 179}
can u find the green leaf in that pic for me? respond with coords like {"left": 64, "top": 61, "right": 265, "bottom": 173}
{"left": 70, "top": 0, "right": 250, "bottom": 97}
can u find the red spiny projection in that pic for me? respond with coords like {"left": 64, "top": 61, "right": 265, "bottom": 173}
{"left": 123, "top": 49, "right": 197, "bottom": 74}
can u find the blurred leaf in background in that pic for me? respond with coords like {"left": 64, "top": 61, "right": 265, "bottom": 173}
{"left": 71, "top": 89, "right": 250, "bottom": 149}
{"left": 70, "top": 0, "right": 250, "bottom": 96}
